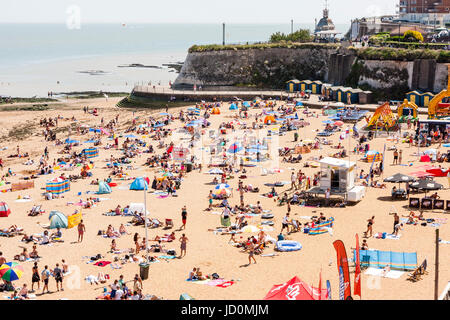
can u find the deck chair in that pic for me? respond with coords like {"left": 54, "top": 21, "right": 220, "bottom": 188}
{"left": 164, "top": 219, "right": 174, "bottom": 229}
{"left": 150, "top": 218, "right": 162, "bottom": 228}
{"left": 28, "top": 205, "right": 41, "bottom": 217}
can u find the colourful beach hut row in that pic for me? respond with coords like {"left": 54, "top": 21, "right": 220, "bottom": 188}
{"left": 82, "top": 148, "right": 99, "bottom": 159}
{"left": 406, "top": 91, "right": 435, "bottom": 108}
{"left": 46, "top": 179, "right": 70, "bottom": 195}
{"left": 322, "top": 85, "right": 373, "bottom": 104}
{"left": 286, "top": 80, "right": 324, "bottom": 94}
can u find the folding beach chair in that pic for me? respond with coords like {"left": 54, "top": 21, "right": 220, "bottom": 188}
{"left": 164, "top": 219, "right": 174, "bottom": 229}
{"left": 150, "top": 218, "right": 162, "bottom": 228}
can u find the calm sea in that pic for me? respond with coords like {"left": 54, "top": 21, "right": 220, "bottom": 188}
{"left": 0, "top": 23, "right": 349, "bottom": 97}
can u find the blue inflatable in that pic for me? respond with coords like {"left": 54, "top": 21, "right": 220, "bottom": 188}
{"left": 276, "top": 240, "right": 302, "bottom": 252}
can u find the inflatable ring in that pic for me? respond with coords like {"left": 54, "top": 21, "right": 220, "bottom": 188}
{"left": 275, "top": 240, "right": 302, "bottom": 252}
{"left": 108, "top": 183, "right": 117, "bottom": 187}
{"left": 261, "top": 213, "right": 274, "bottom": 219}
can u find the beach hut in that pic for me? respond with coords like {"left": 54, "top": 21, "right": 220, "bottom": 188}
{"left": 98, "top": 181, "right": 112, "bottom": 194}
{"left": 0, "top": 202, "right": 11, "bottom": 217}
{"left": 406, "top": 91, "right": 421, "bottom": 107}
{"left": 345, "top": 88, "right": 362, "bottom": 104}
{"left": 335, "top": 87, "right": 349, "bottom": 103}
{"left": 264, "top": 115, "right": 276, "bottom": 125}
{"left": 299, "top": 80, "right": 313, "bottom": 93}
{"left": 420, "top": 92, "right": 434, "bottom": 108}
{"left": 286, "top": 80, "right": 300, "bottom": 93}
{"left": 329, "top": 86, "right": 344, "bottom": 101}
{"left": 130, "top": 177, "right": 148, "bottom": 191}
{"left": 359, "top": 91, "right": 373, "bottom": 104}
{"left": 311, "top": 81, "right": 323, "bottom": 94}
{"left": 82, "top": 147, "right": 99, "bottom": 159}
{"left": 46, "top": 178, "right": 70, "bottom": 195}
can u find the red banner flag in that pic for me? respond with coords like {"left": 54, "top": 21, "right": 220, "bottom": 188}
{"left": 354, "top": 234, "right": 362, "bottom": 297}
{"left": 333, "top": 240, "right": 352, "bottom": 299}
{"left": 318, "top": 269, "right": 322, "bottom": 301}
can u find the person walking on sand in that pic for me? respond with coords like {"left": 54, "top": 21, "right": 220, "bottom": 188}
{"left": 392, "top": 212, "right": 400, "bottom": 234}
{"left": 365, "top": 216, "right": 375, "bottom": 238}
{"left": 399, "top": 149, "right": 402, "bottom": 165}
{"left": 393, "top": 149, "right": 398, "bottom": 165}
{"left": 291, "top": 172, "right": 297, "bottom": 190}
{"left": 207, "top": 190, "right": 213, "bottom": 210}
{"left": 179, "top": 234, "right": 188, "bottom": 258}
{"left": 247, "top": 241, "right": 256, "bottom": 265}
{"left": 31, "top": 262, "right": 40, "bottom": 292}
{"left": 77, "top": 220, "right": 86, "bottom": 242}
{"left": 181, "top": 206, "right": 187, "bottom": 230}
{"left": 41, "top": 265, "right": 51, "bottom": 294}
{"left": 53, "top": 263, "right": 64, "bottom": 291}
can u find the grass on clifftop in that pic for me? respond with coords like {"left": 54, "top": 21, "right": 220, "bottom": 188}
{"left": 189, "top": 42, "right": 340, "bottom": 53}
{"left": 350, "top": 46, "right": 450, "bottom": 62}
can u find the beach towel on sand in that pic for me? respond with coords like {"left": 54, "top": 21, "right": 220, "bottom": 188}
{"left": 94, "top": 261, "right": 111, "bottom": 267}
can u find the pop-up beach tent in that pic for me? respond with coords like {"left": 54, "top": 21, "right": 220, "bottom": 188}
{"left": 229, "top": 103, "right": 238, "bottom": 110}
{"left": 130, "top": 177, "right": 148, "bottom": 191}
{"left": 48, "top": 211, "right": 68, "bottom": 229}
{"left": 0, "top": 202, "right": 11, "bottom": 217}
{"left": 98, "top": 181, "right": 112, "bottom": 194}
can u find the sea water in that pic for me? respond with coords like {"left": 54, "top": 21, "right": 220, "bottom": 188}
{"left": 0, "top": 23, "right": 349, "bottom": 97}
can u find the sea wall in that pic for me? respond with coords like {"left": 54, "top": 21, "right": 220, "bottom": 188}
{"left": 173, "top": 45, "right": 448, "bottom": 95}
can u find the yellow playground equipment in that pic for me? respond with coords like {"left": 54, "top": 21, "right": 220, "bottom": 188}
{"left": 428, "top": 64, "right": 450, "bottom": 119}
{"left": 366, "top": 102, "right": 397, "bottom": 129}
{"left": 397, "top": 99, "right": 418, "bottom": 118}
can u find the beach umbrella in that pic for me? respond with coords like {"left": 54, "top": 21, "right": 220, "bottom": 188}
{"left": 410, "top": 179, "right": 443, "bottom": 193}
{"left": 84, "top": 140, "right": 98, "bottom": 144}
{"left": 295, "top": 101, "right": 303, "bottom": 106}
{"left": 207, "top": 168, "right": 223, "bottom": 174}
{"left": 215, "top": 183, "right": 230, "bottom": 190}
{"left": 153, "top": 123, "right": 165, "bottom": 128}
{"left": 160, "top": 112, "right": 169, "bottom": 116}
{"left": 49, "top": 211, "right": 68, "bottom": 229}
{"left": 243, "top": 101, "right": 251, "bottom": 107}
{"left": 213, "top": 188, "right": 231, "bottom": 197}
{"left": 322, "top": 120, "right": 334, "bottom": 124}
{"left": 0, "top": 262, "right": 24, "bottom": 282}
{"left": 241, "top": 225, "right": 260, "bottom": 233}
{"left": 125, "top": 134, "right": 137, "bottom": 138}
{"left": 384, "top": 173, "right": 416, "bottom": 183}
{"left": 65, "top": 139, "right": 79, "bottom": 144}
{"left": 334, "top": 121, "right": 344, "bottom": 126}
{"left": 227, "top": 143, "right": 243, "bottom": 154}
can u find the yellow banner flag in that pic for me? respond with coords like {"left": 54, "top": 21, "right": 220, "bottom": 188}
{"left": 67, "top": 212, "right": 82, "bottom": 229}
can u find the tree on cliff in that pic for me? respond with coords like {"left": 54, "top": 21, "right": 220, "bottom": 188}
{"left": 269, "top": 29, "right": 312, "bottom": 43}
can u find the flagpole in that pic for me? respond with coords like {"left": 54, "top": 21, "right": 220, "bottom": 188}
{"left": 144, "top": 182, "right": 149, "bottom": 263}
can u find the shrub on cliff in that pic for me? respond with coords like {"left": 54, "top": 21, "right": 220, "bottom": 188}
{"left": 269, "top": 29, "right": 312, "bottom": 43}
{"left": 403, "top": 30, "right": 424, "bottom": 43}
{"left": 188, "top": 42, "right": 339, "bottom": 53}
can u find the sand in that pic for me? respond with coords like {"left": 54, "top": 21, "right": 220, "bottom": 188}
{"left": 0, "top": 96, "right": 448, "bottom": 300}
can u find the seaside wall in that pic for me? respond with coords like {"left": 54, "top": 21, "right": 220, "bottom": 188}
{"left": 172, "top": 46, "right": 449, "bottom": 97}
{"left": 173, "top": 47, "right": 337, "bottom": 89}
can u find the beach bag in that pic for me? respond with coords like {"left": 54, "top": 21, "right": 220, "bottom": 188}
{"left": 167, "top": 249, "right": 176, "bottom": 256}
{"left": 211, "top": 273, "right": 220, "bottom": 280}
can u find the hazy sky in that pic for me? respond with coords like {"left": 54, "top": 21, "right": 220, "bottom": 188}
{"left": 0, "top": 0, "right": 397, "bottom": 24}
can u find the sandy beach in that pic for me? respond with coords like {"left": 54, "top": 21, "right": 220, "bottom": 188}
{"left": 0, "top": 96, "right": 448, "bottom": 300}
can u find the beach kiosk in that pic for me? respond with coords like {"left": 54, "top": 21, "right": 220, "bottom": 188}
{"left": 317, "top": 157, "right": 365, "bottom": 202}
{"left": 286, "top": 80, "right": 300, "bottom": 93}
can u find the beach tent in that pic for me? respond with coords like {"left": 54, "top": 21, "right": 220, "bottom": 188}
{"left": 264, "top": 115, "right": 276, "bottom": 125}
{"left": 264, "top": 276, "right": 328, "bottom": 300}
{"left": 229, "top": 103, "right": 238, "bottom": 110}
{"left": 98, "top": 181, "right": 112, "bottom": 194}
{"left": 48, "top": 211, "right": 68, "bottom": 229}
{"left": 82, "top": 148, "right": 99, "bottom": 158}
{"left": 211, "top": 108, "right": 221, "bottom": 115}
{"left": 227, "top": 143, "right": 243, "bottom": 154}
{"left": 130, "top": 177, "right": 148, "bottom": 191}
{"left": 0, "top": 202, "right": 11, "bottom": 217}
{"left": 46, "top": 178, "right": 70, "bottom": 195}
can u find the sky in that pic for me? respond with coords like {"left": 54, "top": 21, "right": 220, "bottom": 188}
{"left": 0, "top": 0, "right": 397, "bottom": 24}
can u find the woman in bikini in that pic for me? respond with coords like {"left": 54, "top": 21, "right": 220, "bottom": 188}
{"left": 365, "top": 216, "right": 375, "bottom": 238}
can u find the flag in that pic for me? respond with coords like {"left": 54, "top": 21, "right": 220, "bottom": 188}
{"left": 326, "top": 280, "right": 332, "bottom": 300}
{"left": 354, "top": 234, "right": 362, "bottom": 297}
{"left": 333, "top": 240, "right": 352, "bottom": 300}
{"left": 338, "top": 267, "right": 345, "bottom": 300}
{"left": 318, "top": 269, "right": 322, "bottom": 301}
{"left": 381, "top": 143, "right": 386, "bottom": 173}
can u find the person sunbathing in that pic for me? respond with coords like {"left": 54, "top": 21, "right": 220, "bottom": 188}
{"left": 2, "top": 225, "right": 19, "bottom": 233}
{"left": 111, "top": 239, "right": 118, "bottom": 252}
{"left": 50, "top": 228, "right": 63, "bottom": 241}
{"left": 29, "top": 245, "right": 39, "bottom": 258}
{"left": 106, "top": 225, "right": 120, "bottom": 238}
{"left": 119, "top": 224, "right": 129, "bottom": 235}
